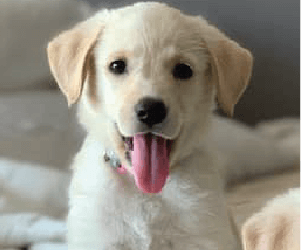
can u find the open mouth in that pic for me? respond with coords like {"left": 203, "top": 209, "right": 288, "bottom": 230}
{"left": 121, "top": 133, "right": 173, "bottom": 194}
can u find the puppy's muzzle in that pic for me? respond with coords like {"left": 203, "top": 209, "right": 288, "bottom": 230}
{"left": 134, "top": 97, "right": 168, "bottom": 127}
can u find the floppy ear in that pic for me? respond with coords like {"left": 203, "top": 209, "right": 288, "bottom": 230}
{"left": 47, "top": 17, "right": 105, "bottom": 106}
{"left": 201, "top": 20, "right": 253, "bottom": 116}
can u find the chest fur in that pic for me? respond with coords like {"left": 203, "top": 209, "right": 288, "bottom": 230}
{"left": 68, "top": 143, "right": 236, "bottom": 250}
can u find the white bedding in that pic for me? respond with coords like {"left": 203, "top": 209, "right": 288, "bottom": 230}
{"left": 0, "top": 91, "right": 77, "bottom": 250}
{"left": 0, "top": 159, "right": 69, "bottom": 250}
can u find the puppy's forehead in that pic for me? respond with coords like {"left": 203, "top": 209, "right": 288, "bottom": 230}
{"left": 101, "top": 3, "right": 202, "bottom": 56}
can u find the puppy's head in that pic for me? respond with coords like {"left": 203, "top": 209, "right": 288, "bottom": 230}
{"left": 47, "top": 2, "right": 253, "bottom": 193}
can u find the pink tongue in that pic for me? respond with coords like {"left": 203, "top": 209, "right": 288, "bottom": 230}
{"left": 132, "top": 133, "right": 171, "bottom": 193}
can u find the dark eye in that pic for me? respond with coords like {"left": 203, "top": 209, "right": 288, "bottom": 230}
{"left": 109, "top": 59, "right": 127, "bottom": 75}
{"left": 172, "top": 63, "right": 193, "bottom": 79}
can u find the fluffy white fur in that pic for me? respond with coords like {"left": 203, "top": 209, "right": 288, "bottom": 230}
{"left": 46, "top": 2, "right": 298, "bottom": 250}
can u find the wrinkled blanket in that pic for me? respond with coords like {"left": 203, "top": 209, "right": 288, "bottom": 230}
{"left": 0, "top": 159, "right": 69, "bottom": 250}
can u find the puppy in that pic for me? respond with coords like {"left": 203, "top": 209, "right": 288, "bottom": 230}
{"left": 47, "top": 2, "right": 253, "bottom": 249}
{"left": 242, "top": 188, "right": 300, "bottom": 250}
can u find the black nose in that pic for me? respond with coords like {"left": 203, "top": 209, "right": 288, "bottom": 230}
{"left": 135, "top": 97, "right": 168, "bottom": 127}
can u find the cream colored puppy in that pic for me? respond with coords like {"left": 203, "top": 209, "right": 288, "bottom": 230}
{"left": 242, "top": 188, "right": 300, "bottom": 250}
{"left": 47, "top": 2, "right": 253, "bottom": 249}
